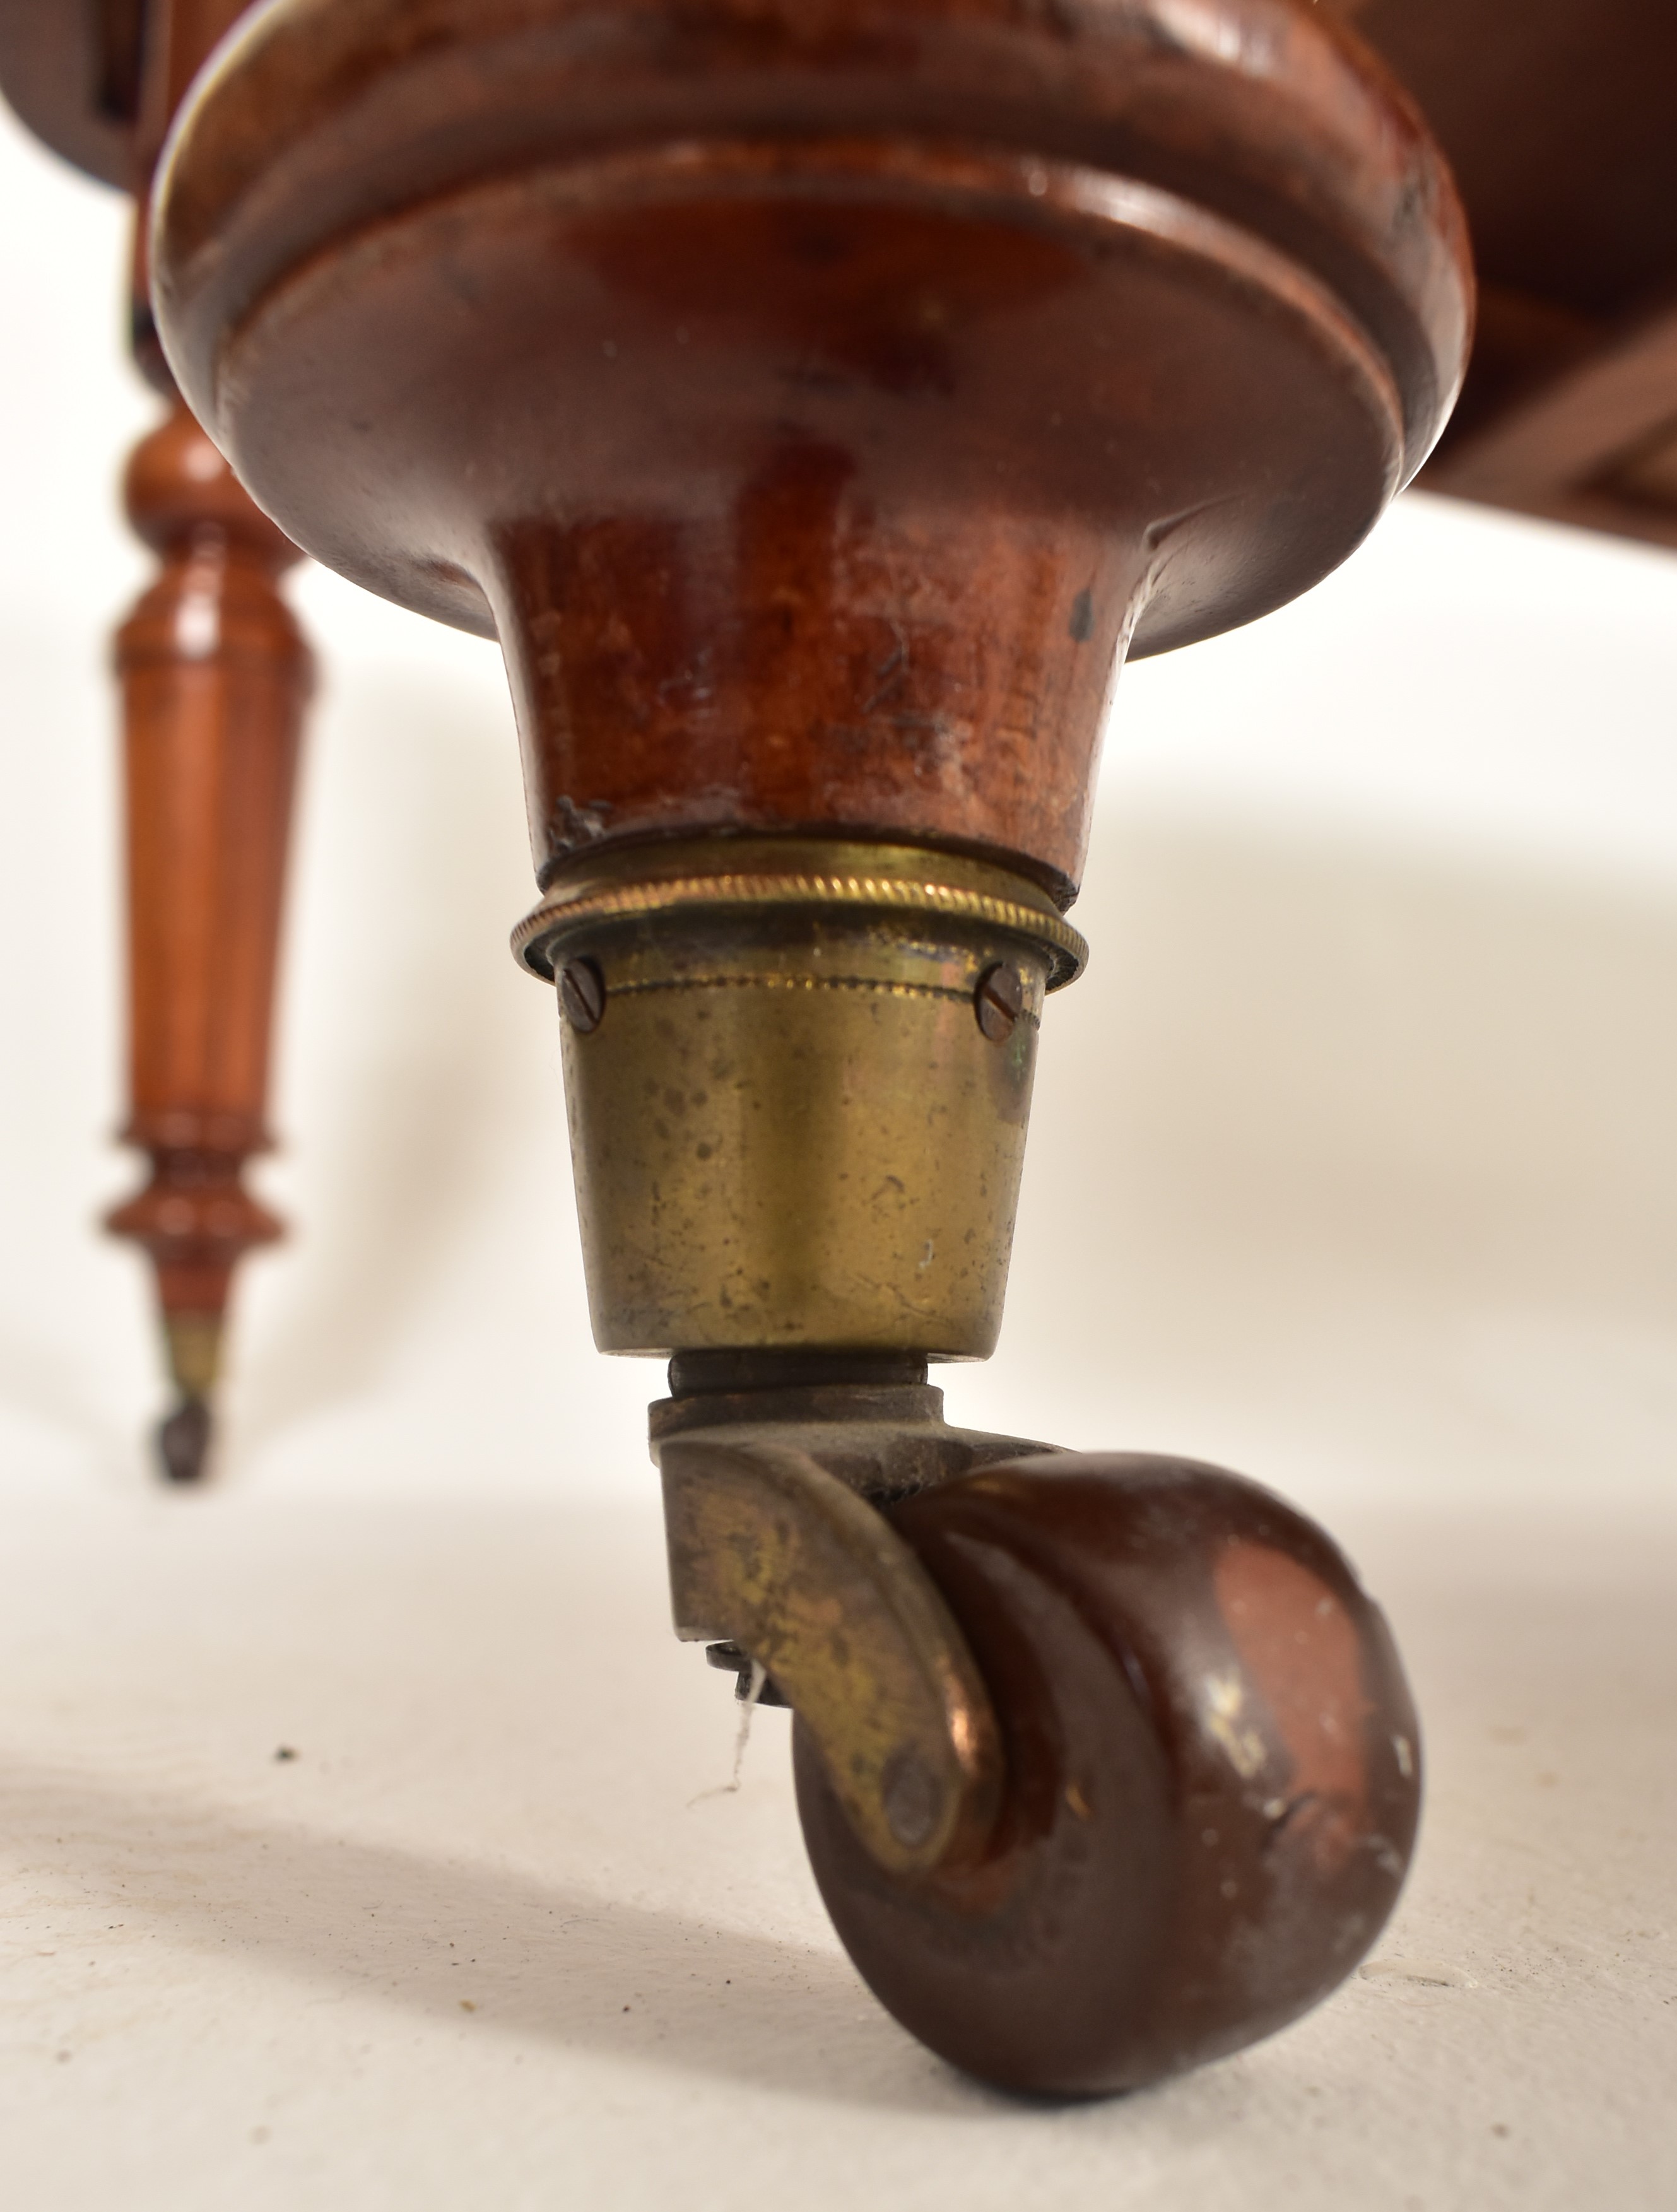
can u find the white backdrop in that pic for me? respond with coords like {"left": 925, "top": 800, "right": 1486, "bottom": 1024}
{"left": 4, "top": 100, "right": 1677, "bottom": 1518}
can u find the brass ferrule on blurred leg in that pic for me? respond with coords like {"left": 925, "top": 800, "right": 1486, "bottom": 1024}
{"left": 163, "top": 1310, "right": 223, "bottom": 1400}
{"left": 514, "top": 840, "right": 1088, "bottom": 1360}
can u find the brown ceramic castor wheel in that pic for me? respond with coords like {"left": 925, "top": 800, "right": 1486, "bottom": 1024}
{"left": 794, "top": 1456, "right": 1420, "bottom": 2096}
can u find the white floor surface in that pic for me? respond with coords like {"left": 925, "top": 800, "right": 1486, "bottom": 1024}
{"left": 2, "top": 1492, "right": 1671, "bottom": 2210}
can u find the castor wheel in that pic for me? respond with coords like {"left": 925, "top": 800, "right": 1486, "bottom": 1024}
{"left": 655, "top": 1379, "right": 1418, "bottom": 2093}
{"left": 794, "top": 1454, "right": 1419, "bottom": 2096}
{"left": 150, "top": 0, "right": 1468, "bottom": 2098}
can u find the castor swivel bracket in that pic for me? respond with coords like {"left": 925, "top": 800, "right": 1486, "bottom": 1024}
{"left": 654, "top": 1362, "right": 1056, "bottom": 1873}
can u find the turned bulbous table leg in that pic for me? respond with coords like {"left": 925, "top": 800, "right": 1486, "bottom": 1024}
{"left": 148, "top": 0, "right": 1471, "bottom": 2084}
{"left": 1, "top": 0, "right": 311, "bottom": 1478}
{"left": 104, "top": 399, "right": 310, "bottom": 1480}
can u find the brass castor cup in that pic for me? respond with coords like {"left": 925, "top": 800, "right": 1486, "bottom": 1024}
{"left": 152, "top": 0, "right": 1469, "bottom": 2093}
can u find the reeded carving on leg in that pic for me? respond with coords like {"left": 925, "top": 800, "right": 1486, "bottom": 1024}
{"left": 105, "top": 399, "right": 311, "bottom": 1481}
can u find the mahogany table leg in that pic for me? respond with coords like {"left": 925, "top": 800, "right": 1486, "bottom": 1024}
{"left": 151, "top": 0, "right": 1474, "bottom": 2089}
{"left": 103, "top": 397, "right": 311, "bottom": 1481}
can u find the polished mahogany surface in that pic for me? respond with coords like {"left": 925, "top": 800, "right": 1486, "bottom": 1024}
{"left": 0, "top": 0, "right": 307, "bottom": 1475}
{"left": 1343, "top": 0, "right": 1677, "bottom": 547}
{"left": 0, "top": 0, "right": 142, "bottom": 186}
{"left": 150, "top": 0, "right": 1468, "bottom": 898}
{"left": 103, "top": 403, "right": 309, "bottom": 1381}
{"left": 10, "top": 1, "right": 1671, "bottom": 548}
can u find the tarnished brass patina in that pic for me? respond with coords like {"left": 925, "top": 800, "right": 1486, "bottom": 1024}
{"left": 649, "top": 1368, "right": 1055, "bottom": 1502}
{"left": 163, "top": 1312, "right": 221, "bottom": 1399}
{"left": 659, "top": 1428, "right": 1004, "bottom": 1874}
{"left": 513, "top": 840, "right": 1087, "bottom": 1357}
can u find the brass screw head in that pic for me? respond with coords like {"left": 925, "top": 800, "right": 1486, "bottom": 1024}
{"left": 559, "top": 956, "right": 606, "bottom": 1033}
{"left": 974, "top": 962, "right": 1023, "bottom": 1042}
